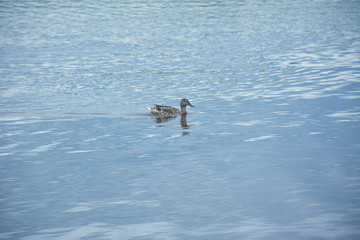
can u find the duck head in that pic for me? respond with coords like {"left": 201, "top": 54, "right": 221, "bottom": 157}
{"left": 180, "top": 98, "right": 194, "bottom": 108}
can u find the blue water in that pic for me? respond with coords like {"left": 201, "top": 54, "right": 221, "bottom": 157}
{"left": 1, "top": 1, "right": 360, "bottom": 239}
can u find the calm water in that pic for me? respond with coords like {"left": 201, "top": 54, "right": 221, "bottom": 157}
{"left": 1, "top": 1, "right": 360, "bottom": 239}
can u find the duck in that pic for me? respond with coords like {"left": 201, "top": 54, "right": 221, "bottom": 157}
{"left": 148, "top": 98, "right": 194, "bottom": 116}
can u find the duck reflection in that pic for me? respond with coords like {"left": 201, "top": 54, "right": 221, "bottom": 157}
{"left": 151, "top": 115, "right": 177, "bottom": 124}
{"left": 151, "top": 113, "right": 193, "bottom": 133}
{"left": 180, "top": 113, "right": 189, "bottom": 129}
{"left": 180, "top": 113, "right": 191, "bottom": 135}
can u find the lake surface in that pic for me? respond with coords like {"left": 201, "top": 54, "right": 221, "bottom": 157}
{"left": 1, "top": 0, "right": 360, "bottom": 239}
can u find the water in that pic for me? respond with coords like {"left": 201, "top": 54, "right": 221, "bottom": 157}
{"left": 1, "top": 0, "right": 360, "bottom": 239}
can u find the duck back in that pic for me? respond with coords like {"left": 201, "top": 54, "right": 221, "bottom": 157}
{"left": 150, "top": 105, "right": 181, "bottom": 115}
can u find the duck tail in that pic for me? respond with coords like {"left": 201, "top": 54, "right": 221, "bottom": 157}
{"left": 147, "top": 106, "right": 157, "bottom": 114}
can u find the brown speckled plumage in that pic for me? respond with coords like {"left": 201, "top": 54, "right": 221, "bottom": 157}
{"left": 148, "top": 98, "right": 194, "bottom": 116}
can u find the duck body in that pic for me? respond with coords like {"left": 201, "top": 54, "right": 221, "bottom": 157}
{"left": 149, "top": 104, "right": 181, "bottom": 115}
{"left": 148, "top": 98, "right": 194, "bottom": 116}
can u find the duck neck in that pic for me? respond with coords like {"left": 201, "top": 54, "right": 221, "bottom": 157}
{"left": 180, "top": 106, "right": 187, "bottom": 114}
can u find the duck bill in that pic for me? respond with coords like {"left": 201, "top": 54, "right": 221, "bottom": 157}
{"left": 189, "top": 103, "right": 194, "bottom": 107}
